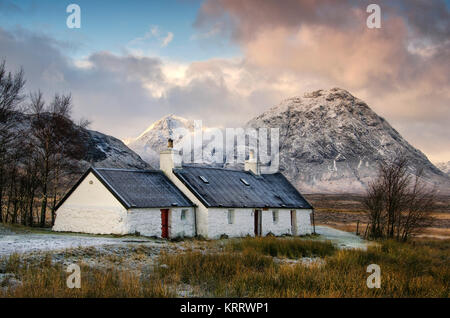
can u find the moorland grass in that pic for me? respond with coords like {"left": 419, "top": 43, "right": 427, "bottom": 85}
{"left": 226, "top": 236, "right": 336, "bottom": 258}
{"left": 156, "top": 239, "right": 450, "bottom": 297}
{"left": 1, "top": 239, "right": 448, "bottom": 297}
{"left": 0, "top": 253, "right": 173, "bottom": 297}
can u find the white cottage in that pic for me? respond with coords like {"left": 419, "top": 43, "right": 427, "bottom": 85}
{"left": 53, "top": 142, "right": 314, "bottom": 239}
{"left": 160, "top": 143, "right": 314, "bottom": 239}
{"left": 53, "top": 168, "right": 196, "bottom": 238}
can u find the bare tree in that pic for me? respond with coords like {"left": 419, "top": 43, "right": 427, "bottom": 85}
{"left": 0, "top": 60, "right": 89, "bottom": 227}
{"left": 0, "top": 61, "right": 26, "bottom": 223}
{"left": 29, "top": 93, "right": 87, "bottom": 226}
{"left": 363, "top": 158, "right": 435, "bottom": 241}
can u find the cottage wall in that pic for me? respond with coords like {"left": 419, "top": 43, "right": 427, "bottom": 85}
{"left": 261, "top": 209, "right": 292, "bottom": 236}
{"left": 127, "top": 207, "right": 195, "bottom": 238}
{"left": 53, "top": 172, "right": 128, "bottom": 234}
{"left": 295, "top": 209, "right": 314, "bottom": 235}
{"left": 207, "top": 208, "right": 254, "bottom": 238}
{"left": 207, "top": 208, "right": 311, "bottom": 239}
{"left": 169, "top": 208, "right": 196, "bottom": 238}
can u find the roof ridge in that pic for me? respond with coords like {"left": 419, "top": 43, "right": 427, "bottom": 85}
{"left": 179, "top": 164, "right": 281, "bottom": 176}
{"left": 180, "top": 164, "right": 251, "bottom": 173}
{"left": 94, "top": 167, "right": 160, "bottom": 173}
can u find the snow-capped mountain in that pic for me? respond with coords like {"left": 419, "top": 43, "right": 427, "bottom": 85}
{"left": 246, "top": 88, "right": 449, "bottom": 193}
{"left": 125, "top": 114, "right": 195, "bottom": 167}
{"left": 126, "top": 88, "right": 449, "bottom": 194}
{"left": 435, "top": 161, "right": 450, "bottom": 177}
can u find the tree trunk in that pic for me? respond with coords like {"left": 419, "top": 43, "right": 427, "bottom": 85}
{"left": 0, "top": 185, "right": 3, "bottom": 223}
{"left": 28, "top": 188, "right": 35, "bottom": 227}
{"left": 40, "top": 157, "right": 49, "bottom": 228}
{"left": 40, "top": 191, "right": 47, "bottom": 227}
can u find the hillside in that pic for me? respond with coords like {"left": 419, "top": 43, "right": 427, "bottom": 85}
{"left": 126, "top": 88, "right": 449, "bottom": 193}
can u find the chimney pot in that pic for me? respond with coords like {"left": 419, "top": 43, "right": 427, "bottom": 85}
{"left": 245, "top": 148, "right": 260, "bottom": 175}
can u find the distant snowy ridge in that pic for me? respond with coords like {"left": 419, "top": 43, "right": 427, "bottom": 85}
{"left": 246, "top": 88, "right": 449, "bottom": 193}
{"left": 126, "top": 88, "right": 450, "bottom": 194}
{"left": 435, "top": 161, "right": 450, "bottom": 177}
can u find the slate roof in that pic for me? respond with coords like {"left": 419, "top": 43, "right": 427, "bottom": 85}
{"left": 56, "top": 167, "right": 194, "bottom": 210}
{"left": 173, "top": 166, "right": 312, "bottom": 209}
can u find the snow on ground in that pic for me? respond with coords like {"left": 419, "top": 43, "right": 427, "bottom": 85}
{"left": 0, "top": 224, "right": 368, "bottom": 257}
{"left": 0, "top": 226, "right": 162, "bottom": 257}
{"left": 315, "top": 225, "right": 368, "bottom": 250}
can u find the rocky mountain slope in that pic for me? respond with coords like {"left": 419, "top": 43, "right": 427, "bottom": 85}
{"left": 82, "top": 129, "right": 150, "bottom": 169}
{"left": 246, "top": 88, "right": 449, "bottom": 193}
{"left": 436, "top": 161, "right": 450, "bottom": 177}
{"left": 11, "top": 112, "right": 150, "bottom": 170}
{"left": 126, "top": 88, "right": 449, "bottom": 194}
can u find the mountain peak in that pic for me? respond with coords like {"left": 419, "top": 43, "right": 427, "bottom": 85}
{"left": 124, "top": 89, "right": 449, "bottom": 193}
{"left": 136, "top": 114, "right": 193, "bottom": 139}
{"left": 247, "top": 88, "right": 449, "bottom": 193}
{"left": 265, "top": 88, "right": 370, "bottom": 117}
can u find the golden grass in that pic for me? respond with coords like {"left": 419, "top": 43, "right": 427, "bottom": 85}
{"left": 226, "top": 236, "right": 336, "bottom": 258}
{"left": 1, "top": 239, "right": 449, "bottom": 298}
{"left": 156, "top": 239, "right": 450, "bottom": 297}
{"left": 1, "top": 253, "right": 173, "bottom": 298}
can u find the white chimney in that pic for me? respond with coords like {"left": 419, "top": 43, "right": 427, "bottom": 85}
{"left": 160, "top": 138, "right": 182, "bottom": 175}
{"left": 245, "top": 149, "right": 260, "bottom": 175}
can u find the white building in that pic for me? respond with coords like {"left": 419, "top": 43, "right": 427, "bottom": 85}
{"left": 53, "top": 141, "right": 314, "bottom": 239}
{"left": 160, "top": 142, "right": 314, "bottom": 239}
{"left": 53, "top": 168, "right": 196, "bottom": 238}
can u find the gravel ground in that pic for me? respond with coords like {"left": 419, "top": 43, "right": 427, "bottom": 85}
{"left": 315, "top": 225, "right": 369, "bottom": 250}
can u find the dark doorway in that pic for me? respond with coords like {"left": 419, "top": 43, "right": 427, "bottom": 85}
{"left": 254, "top": 210, "right": 262, "bottom": 236}
{"left": 161, "top": 209, "right": 169, "bottom": 238}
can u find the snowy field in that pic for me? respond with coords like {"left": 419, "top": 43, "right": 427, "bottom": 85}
{"left": 315, "top": 225, "right": 368, "bottom": 250}
{"left": 0, "top": 224, "right": 367, "bottom": 257}
{"left": 0, "top": 225, "right": 161, "bottom": 257}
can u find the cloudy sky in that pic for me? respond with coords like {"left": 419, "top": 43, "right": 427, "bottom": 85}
{"left": 0, "top": 0, "right": 449, "bottom": 162}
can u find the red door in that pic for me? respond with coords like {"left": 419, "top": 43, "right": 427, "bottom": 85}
{"left": 254, "top": 210, "right": 262, "bottom": 236}
{"left": 161, "top": 209, "right": 169, "bottom": 238}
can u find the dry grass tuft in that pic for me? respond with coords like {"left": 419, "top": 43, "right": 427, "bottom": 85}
{"left": 1, "top": 238, "right": 448, "bottom": 297}
{"left": 226, "top": 236, "right": 336, "bottom": 258}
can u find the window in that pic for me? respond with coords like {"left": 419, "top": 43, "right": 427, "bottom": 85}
{"left": 199, "top": 175, "right": 209, "bottom": 183}
{"left": 181, "top": 209, "right": 188, "bottom": 221}
{"left": 272, "top": 210, "right": 279, "bottom": 224}
{"left": 240, "top": 178, "right": 250, "bottom": 186}
{"left": 227, "top": 210, "right": 235, "bottom": 224}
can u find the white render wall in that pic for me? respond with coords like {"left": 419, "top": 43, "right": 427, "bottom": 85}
{"left": 127, "top": 207, "right": 195, "bottom": 238}
{"left": 207, "top": 208, "right": 311, "bottom": 239}
{"left": 169, "top": 208, "right": 196, "bottom": 238}
{"left": 295, "top": 209, "right": 313, "bottom": 235}
{"left": 261, "top": 210, "right": 292, "bottom": 236}
{"left": 208, "top": 208, "right": 254, "bottom": 238}
{"left": 127, "top": 208, "right": 162, "bottom": 237}
{"left": 53, "top": 172, "right": 129, "bottom": 235}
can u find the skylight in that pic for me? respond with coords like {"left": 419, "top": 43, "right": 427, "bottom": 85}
{"left": 240, "top": 178, "right": 250, "bottom": 186}
{"left": 199, "top": 175, "right": 209, "bottom": 183}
